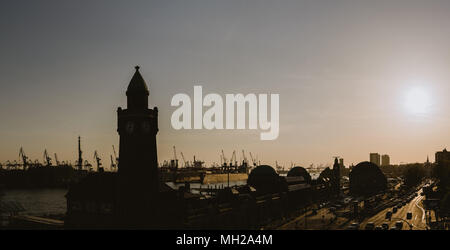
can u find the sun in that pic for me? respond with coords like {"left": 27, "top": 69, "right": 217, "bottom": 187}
{"left": 404, "top": 87, "right": 431, "bottom": 115}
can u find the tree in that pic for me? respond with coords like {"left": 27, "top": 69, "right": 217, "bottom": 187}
{"left": 403, "top": 164, "right": 426, "bottom": 188}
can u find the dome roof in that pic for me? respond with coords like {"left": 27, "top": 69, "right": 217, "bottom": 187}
{"left": 249, "top": 165, "right": 277, "bottom": 176}
{"left": 351, "top": 161, "right": 382, "bottom": 173}
{"left": 349, "top": 161, "right": 387, "bottom": 196}
{"left": 126, "top": 66, "right": 149, "bottom": 95}
{"left": 247, "top": 165, "right": 285, "bottom": 194}
{"left": 287, "top": 166, "right": 312, "bottom": 183}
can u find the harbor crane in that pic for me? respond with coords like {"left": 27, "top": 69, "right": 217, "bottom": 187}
{"left": 172, "top": 146, "right": 179, "bottom": 169}
{"left": 231, "top": 150, "right": 237, "bottom": 167}
{"left": 242, "top": 150, "right": 248, "bottom": 165}
{"left": 84, "top": 160, "right": 92, "bottom": 171}
{"left": 54, "top": 153, "right": 60, "bottom": 166}
{"left": 180, "top": 151, "right": 188, "bottom": 168}
{"left": 221, "top": 150, "right": 227, "bottom": 164}
{"left": 19, "top": 147, "right": 29, "bottom": 170}
{"left": 110, "top": 155, "right": 116, "bottom": 171}
{"left": 93, "top": 151, "right": 102, "bottom": 172}
{"left": 249, "top": 152, "right": 257, "bottom": 167}
{"left": 112, "top": 145, "right": 119, "bottom": 166}
{"left": 43, "top": 149, "right": 52, "bottom": 167}
{"left": 76, "top": 136, "right": 83, "bottom": 171}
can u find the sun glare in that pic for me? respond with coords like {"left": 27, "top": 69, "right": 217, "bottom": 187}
{"left": 404, "top": 87, "right": 431, "bottom": 115}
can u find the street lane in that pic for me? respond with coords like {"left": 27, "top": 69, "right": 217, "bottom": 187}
{"left": 360, "top": 188, "right": 427, "bottom": 230}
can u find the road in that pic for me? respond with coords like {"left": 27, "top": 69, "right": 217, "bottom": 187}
{"left": 359, "top": 188, "right": 430, "bottom": 230}
{"left": 277, "top": 206, "right": 340, "bottom": 230}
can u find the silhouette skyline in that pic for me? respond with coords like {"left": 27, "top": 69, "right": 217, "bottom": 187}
{"left": 2, "top": 1, "right": 450, "bottom": 167}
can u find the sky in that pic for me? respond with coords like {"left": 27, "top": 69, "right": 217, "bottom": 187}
{"left": 2, "top": 0, "right": 450, "bottom": 168}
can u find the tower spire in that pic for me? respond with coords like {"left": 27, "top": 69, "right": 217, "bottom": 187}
{"left": 126, "top": 66, "right": 149, "bottom": 110}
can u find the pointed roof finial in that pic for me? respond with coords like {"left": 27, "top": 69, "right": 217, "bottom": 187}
{"left": 126, "top": 65, "right": 149, "bottom": 95}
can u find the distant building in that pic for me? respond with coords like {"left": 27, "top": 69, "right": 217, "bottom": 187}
{"left": 435, "top": 148, "right": 450, "bottom": 165}
{"left": 370, "top": 153, "right": 381, "bottom": 166}
{"left": 381, "top": 154, "right": 390, "bottom": 166}
{"left": 339, "top": 158, "right": 344, "bottom": 168}
{"left": 332, "top": 158, "right": 340, "bottom": 196}
{"left": 349, "top": 161, "right": 387, "bottom": 196}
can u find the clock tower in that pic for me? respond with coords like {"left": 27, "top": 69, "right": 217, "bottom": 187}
{"left": 116, "top": 66, "right": 159, "bottom": 227}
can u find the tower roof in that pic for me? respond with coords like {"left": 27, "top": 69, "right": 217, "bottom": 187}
{"left": 126, "top": 66, "right": 149, "bottom": 95}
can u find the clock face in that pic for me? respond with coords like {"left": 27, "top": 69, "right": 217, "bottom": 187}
{"left": 126, "top": 121, "right": 134, "bottom": 134}
{"left": 142, "top": 121, "right": 151, "bottom": 133}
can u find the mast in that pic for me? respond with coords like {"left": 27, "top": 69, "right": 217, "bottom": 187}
{"left": 77, "top": 136, "right": 83, "bottom": 171}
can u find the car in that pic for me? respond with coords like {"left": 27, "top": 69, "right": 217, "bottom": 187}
{"left": 397, "top": 204, "right": 402, "bottom": 209}
{"left": 395, "top": 221, "right": 403, "bottom": 230}
{"left": 382, "top": 223, "right": 389, "bottom": 230}
{"left": 386, "top": 211, "right": 392, "bottom": 219}
{"left": 347, "top": 224, "right": 358, "bottom": 230}
{"left": 365, "top": 222, "right": 375, "bottom": 230}
{"left": 393, "top": 207, "right": 398, "bottom": 213}
{"left": 407, "top": 212, "right": 412, "bottom": 220}
{"left": 375, "top": 226, "right": 383, "bottom": 230}
{"left": 390, "top": 226, "right": 398, "bottom": 230}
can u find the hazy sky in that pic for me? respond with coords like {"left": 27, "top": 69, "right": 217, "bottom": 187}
{"left": 2, "top": 0, "right": 450, "bottom": 168}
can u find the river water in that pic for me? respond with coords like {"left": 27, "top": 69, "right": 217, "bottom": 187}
{"left": 0, "top": 174, "right": 318, "bottom": 217}
{"left": 0, "top": 180, "right": 248, "bottom": 216}
{"left": 0, "top": 189, "right": 67, "bottom": 216}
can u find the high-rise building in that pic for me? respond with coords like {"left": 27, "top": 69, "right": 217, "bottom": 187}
{"left": 381, "top": 155, "right": 390, "bottom": 166}
{"left": 370, "top": 153, "right": 380, "bottom": 166}
{"left": 436, "top": 148, "right": 450, "bottom": 165}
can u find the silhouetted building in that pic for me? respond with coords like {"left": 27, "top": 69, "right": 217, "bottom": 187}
{"left": 247, "top": 165, "right": 285, "bottom": 194}
{"left": 332, "top": 158, "right": 340, "bottom": 196}
{"left": 370, "top": 153, "right": 380, "bottom": 166}
{"left": 339, "top": 158, "right": 344, "bottom": 168}
{"left": 287, "top": 166, "right": 312, "bottom": 184}
{"left": 349, "top": 161, "right": 387, "bottom": 196}
{"left": 381, "top": 154, "right": 390, "bottom": 166}
{"left": 116, "top": 66, "right": 161, "bottom": 228}
{"left": 435, "top": 148, "right": 450, "bottom": 165}
{"left": 65, "top": 67, "right": 180, "bottom": 229}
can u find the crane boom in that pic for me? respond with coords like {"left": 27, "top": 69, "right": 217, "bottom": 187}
{"left": 112, "top": 145, "right": 119, "bottom": 165}
{"left": 19, "top": 147, "right": 29, "bottom": 170}
{"left": 43, "top": 149, "right": 52, "bottom": 167}
{"left": 173, "top": 146, "right": 177, "bottom": 160}
{"left": 110, "top": 154, "right": 116, "bottom": 171}
{"left": 242, "top": 150, "right": 247, "bottom": 164}
{"left": 249, "top": 152, "right": 257, "bottom": 166}
{"left": 93, "top": 151, "right": 102, "bottom": 172}
{"left": 54, "top": 153, "right": 59, "bottom": 166}
{"left": 221, "top": 150, "right": 227, "bottom": 164}
{"left": 180, "top": 152, "right": 187, "bottom": 168}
